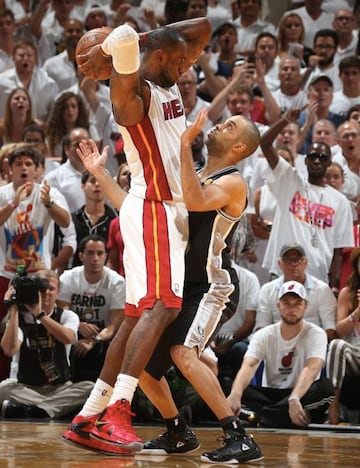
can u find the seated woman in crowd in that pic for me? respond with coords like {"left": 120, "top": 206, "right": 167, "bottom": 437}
{"left": 326, "top": 247, "right": 360, "bottom": 424}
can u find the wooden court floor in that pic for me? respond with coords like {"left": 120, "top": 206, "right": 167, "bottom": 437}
{"left": 0, "top": 421, "right": 359, "bottom": 467}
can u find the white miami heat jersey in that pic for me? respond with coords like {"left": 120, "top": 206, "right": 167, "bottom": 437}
{"left": 120, "top": 80, "right": 186, "bottom": 202}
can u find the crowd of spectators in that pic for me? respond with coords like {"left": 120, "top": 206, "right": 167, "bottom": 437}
{"left": 0, "top": 0, "right": 360, "bottom": 428}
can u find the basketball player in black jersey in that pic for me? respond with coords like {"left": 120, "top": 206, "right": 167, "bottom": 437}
{"left": 139, "top": 109, "right": 264, "bottom": 464}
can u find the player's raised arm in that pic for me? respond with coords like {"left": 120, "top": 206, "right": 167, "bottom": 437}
{"left": 108, "top": 18, "right": 211, "bottom": 128}
{"left": 164, "top": 17, "right": 212, "bottom": 70}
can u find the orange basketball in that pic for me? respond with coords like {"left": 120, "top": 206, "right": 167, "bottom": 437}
{"left": 75, "top": 27, "right": 113, "bottom": 80}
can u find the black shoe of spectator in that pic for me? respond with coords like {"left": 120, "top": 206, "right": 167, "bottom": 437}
{"left": 0, "top": 400, "right": 48, "bottom": 419}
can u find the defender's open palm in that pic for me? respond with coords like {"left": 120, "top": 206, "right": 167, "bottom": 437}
{"left": 76, "top": 139, "right": 109, "bottom": 176}
{"left": 181, "top": 108, "right": 208, "bottom": 145}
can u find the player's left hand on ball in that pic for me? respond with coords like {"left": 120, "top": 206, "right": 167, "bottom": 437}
{"left": 77, "top": 45, "right": 112, "bottom": 80}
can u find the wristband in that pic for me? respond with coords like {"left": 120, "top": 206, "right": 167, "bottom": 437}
{"left": 7, "top": 200, "right": 18, "bottom": 210}
{"left": 288, "top": 396, "right": 300, "bottom": 402}
{"left": 36, "top": 311, "right": 46, "bottom": 320}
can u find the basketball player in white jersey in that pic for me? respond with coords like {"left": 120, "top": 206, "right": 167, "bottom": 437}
{"left": 63, "top": 18, "right": 211, "bottom": 453}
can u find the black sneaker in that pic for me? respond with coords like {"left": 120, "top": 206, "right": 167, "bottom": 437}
{"left": 200, "top": 432, "right": 263, "bottom": 464}
{"left": 139, "top": 427, "right": 200, "bottom": 455}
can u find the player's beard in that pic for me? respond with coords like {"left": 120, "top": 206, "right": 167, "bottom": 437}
{"left": 161, "top": 69, "right": 176, "bottom": 89}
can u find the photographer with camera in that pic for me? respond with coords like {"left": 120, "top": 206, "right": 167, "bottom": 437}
{"left": 0, "top": 269, "right": 93, "bottom": 419}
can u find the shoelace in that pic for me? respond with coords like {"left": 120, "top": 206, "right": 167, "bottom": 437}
{"left": 118, "top": 399, "right": 136, "bottom": 417}
{"left": 108, "top": 400, "right": 137, "bottom": 431}
{"left": 217, "top": 432, "right": 248, "bottom": 445}
{"left": 153, "top": 431, "right": 170, "bottom": 442}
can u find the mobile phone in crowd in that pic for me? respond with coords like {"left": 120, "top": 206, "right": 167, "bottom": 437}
{"left": 288, "top": 42, "right": 304, "bottom": 57}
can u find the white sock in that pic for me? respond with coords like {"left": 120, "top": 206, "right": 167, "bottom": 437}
{"left": 79, "top": 379, "right": 113, "bottom": 417}
{"left": 109, "top": 373, "right": 138, "bottom": 405}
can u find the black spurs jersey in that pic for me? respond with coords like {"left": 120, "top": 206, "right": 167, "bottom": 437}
{"left": 185, "top": 166, "right": 244, "bottom": 285}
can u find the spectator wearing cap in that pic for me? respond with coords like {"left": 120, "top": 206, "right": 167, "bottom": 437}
{"left": 84, "top": 5, "right": 108, "bottom": 31}
{"left": 260, "top": 108, "right": 354, "bottom": 288}
{"left": 256, "top": 243, "right": 337, "bottom": 342}
{"left": 304, "top": 29, "right": 342, "bottom": 92}
{"left": 227, "top": 280, "right": 335, "bottom": 429}
{"left": 297, "top": 75, "right": 345, "bottom": 154}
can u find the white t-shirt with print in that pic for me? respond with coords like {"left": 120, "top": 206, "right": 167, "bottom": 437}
{"left": 246, "top": 320, "right": 327, "bottom": 388}
{"left": 58, "top": 266, "right": 125, "bottom": 327}
{"left": 0, "top": 183, "right": 69, "bottom": 279}
{"left": 263, "top": 157, "right": 354, "bottom": 281}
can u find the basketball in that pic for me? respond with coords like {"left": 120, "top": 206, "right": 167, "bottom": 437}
{"left": 75, "top": 27, "right": 113, "bottom": 80}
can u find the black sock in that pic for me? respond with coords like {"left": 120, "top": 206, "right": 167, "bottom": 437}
{"left": 220, "top": 416, "right": 246, "bottom": 435}
{"left": 164, "top": 412, "right": 187, "bottom": 432}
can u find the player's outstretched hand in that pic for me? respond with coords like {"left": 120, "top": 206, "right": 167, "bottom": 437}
{"left": 76, "top": 139, "right": 109, "bottom": 176}
{"left": 181, "top": 108, "right": 208, "bottom": 145}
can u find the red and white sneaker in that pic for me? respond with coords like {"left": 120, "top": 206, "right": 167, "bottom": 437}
{"left": 62, "top": 413, "right": 132, "bottom": 456}
{"left": 90, "top": 399, "right": 143, "bottom": 451}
